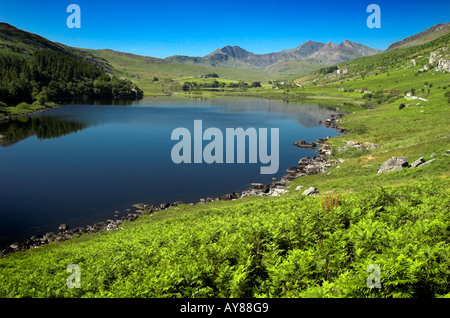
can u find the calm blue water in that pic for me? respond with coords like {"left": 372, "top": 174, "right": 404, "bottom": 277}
{"left": 0, "top": 97, "right": 340, "bottom": 246}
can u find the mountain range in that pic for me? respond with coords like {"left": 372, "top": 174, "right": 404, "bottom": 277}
{"left": 166, "top": 40, "right": 382, "bottom": 75}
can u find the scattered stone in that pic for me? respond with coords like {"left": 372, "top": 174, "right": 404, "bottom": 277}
{"left": 338, "top": 140, "right": 378, "bottom": 152}
{"left": 377, "top": 156, "right": 409, "bottom": 175}
{"left": 295, "top": 186, "right": 304, "bottom": 191}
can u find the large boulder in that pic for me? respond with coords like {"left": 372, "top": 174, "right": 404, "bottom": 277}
{"left": 377, "top": 156, "right": 408, "bottom": 175}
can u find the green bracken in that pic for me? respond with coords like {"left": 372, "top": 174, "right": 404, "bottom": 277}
{"left": 0, "top": 178, "right": 448, "bottom": 298}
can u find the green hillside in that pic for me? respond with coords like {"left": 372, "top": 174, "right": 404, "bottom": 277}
{"left": 0, "top": 23, "right": 144, "bottom": 116}
{"left": 0, "top": 23, "right": 113, "bottom": 73}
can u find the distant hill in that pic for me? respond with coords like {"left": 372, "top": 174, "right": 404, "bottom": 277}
{"left": 387, "top": 22, "right": 450, "bottom": 51}
{"left": 0, "top": 22, "right": 113, "bottom": 74}
{"left": 0, "top": 23, "right": 144, "bottom": 109}
{"left": 166, "top": 40, "right": 382, "bottom": 76}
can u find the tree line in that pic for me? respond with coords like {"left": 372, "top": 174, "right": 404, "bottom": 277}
{"left": 0, "top": 51, "right": 143, "bottom": 107}
{"left": 182, "top": 80, "right": 261, "bottom": 91}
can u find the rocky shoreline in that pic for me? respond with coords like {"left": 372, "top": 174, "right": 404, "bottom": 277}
{"left": 0, "top": 113, "right": 348, "bottom": 258}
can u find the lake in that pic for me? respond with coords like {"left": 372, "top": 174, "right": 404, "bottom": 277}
{"left": 0, "top": 97, "right": 340, "bottom": 247}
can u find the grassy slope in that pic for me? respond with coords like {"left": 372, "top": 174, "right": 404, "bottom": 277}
{"left": 0, "top": 34, "right": 449, "bottom": 298}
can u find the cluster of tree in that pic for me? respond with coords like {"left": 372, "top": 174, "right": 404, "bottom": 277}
{"left": 318, "top": 65, "right": 338, "bottom": 75}
{"left": 182, "top": 80, "right": 261, "bottom": 91}
{"left": 362, "top": 89, "right": 402, "bottom": 105}
{"left": 0, "top": 51, "right": 143, "bottom": 107}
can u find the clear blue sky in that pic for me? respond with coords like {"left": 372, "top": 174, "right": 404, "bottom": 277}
{"left": 0, "top": 0, "right": 449, "bottom": 58}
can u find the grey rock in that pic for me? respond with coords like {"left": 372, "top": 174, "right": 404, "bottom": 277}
{"left": 94, "top": 222, "right": 107, "bottom": 231}
{"left": 418, "top": 159, "right": 435, "bottom": 167}
{"left": 293, "top": 140, "right": 317, "bottom": 148}
{"left": 9, "top": 242, "right": 20, "bottom": 250}
{"left": 302, "top": 187, "right": 319, "bottom": 196}
{"left": 219, "top": 193, "right": 233, "bottom": 200}
{"left": 410, "top": 157, "right": 425, "bottom": 168}
{"left": 286, "top": 167, "right": 299, "bottom": 175}
{"left": 30, "top": 235, "right": 43, "bottom": 241}
{"left": 106, "top": 223, "right": 118, "bottom": 231}
{"left": 250, "top": 183, "right": 264, "bottom": 189}
{"left": 132, "top": 203, "right": 147, "bottom": 210}
{"left": 160, "top": 203, "right": 171, "bottom": 209}
{"left": 377, "top": 156, "right": 408, "bottom": 175}
{"left": 58, "top": 224, "right": 68, "bottom": 232}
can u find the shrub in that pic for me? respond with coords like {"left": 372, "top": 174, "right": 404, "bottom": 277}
{"left": 350, "top": 124, "right": 368, "bottom": 135}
